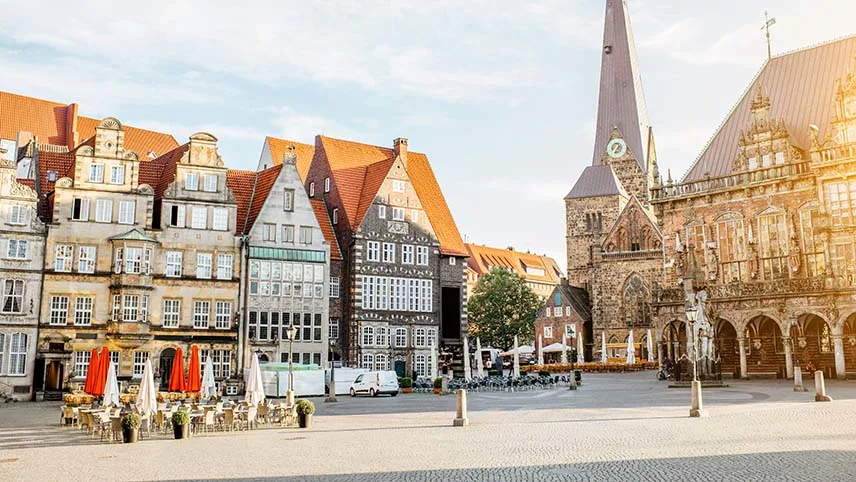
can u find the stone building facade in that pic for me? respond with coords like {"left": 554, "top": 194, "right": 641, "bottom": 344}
{"left": 0, "top": 151, "right": 44, "bottom": 400}
{"left": 303, "top": 135, "right": 468, "bottom": 378}
{"left": 564, "top": 0, "right": 662, "bottom": 361}
{"left": 35, "top": 119, "right": 241, "bottom": 396}
{"left": 228, "top": 153, "right": 338, "bottom": 374}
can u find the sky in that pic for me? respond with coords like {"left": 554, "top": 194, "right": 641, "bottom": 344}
{"left": 2, "top": 0, "right": 855, "bottom": 271}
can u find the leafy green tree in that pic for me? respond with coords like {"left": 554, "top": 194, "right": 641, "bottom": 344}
{"left": 467, "top": 268, "right": 541, "bottom": 350}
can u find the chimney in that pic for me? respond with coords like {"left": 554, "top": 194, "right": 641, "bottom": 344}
{"left": 282, "top": 144, "right": 297, "bottom": 166}
{"left": 393, "top": 137, "right": 408, "bottom": 166}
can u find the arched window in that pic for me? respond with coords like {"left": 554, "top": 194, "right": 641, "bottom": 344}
{"left": 414, "top": 354, "right": 427, "bottom": 377}
{"left": 375, "top": 353, "right": 388, "bottom": 371}
{"left": 375, "top": 327, "right": 388, "bottom": 347}
{"left": 362, "top": 326, "right": 374, "bottom": 347}
{"left": 9, "top": 332, "right": 28, "bottom": 375}
{"left": 622, "top": 274, "right": 650, "bottom": 327}
{"left": 799, "top": 203, "right": 824, "bottom": 276}
{"left": 715, "top": 214, "right": 745, "bottom": 283}
{"left": 361, "top": 353, "right": 374, "bottom": 370}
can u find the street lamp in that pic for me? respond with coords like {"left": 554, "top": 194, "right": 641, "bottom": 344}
{"left": 326, "top": 338, "right": 337, "bottom": 403}
{"left": 686, "top": 304, "right": 706, "bottom": 417}
{"left": 285, "top": 323, "right": 297, "bottom": 407}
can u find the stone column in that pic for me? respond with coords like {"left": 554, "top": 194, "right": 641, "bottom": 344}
{"left": 657, "top": 340, "right": 664, "bottom": 371}
{"left": 737, "top": 336, "right": 748, "bottom": 379}
{"left": 783, "top": 336, "right": 794, "bottom": 379}
{"left": 833, "top": 335, "right": 846, "bottom": 380}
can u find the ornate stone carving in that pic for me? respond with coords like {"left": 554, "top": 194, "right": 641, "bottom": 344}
{"left": 55, "top": 177, "right": 73, "bottom": 188}
{"left": 77, "top": 146, "right": 94, "bottom": 156}
{"left": 99, "top": 117, "right": 122, "bottom": 130}
{"left": 138, "top": 184, "right": 154, "bottom": 195}
{"left": 123, "top": 151, "right": 139, "bottom": 161}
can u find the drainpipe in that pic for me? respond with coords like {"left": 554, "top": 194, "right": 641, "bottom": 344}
{"left": 237, "top": 235, "right": 250, "bottom": 373}
{"left": 35, "top": 223, "right": 49, "bottom": 397}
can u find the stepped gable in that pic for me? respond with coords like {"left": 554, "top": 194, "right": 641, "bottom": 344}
{"left": 684, "top": 35, "right": 856, "bottom": 181}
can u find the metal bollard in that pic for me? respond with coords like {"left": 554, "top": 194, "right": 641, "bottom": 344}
{"left": 453, "top": 389, "right": 469, "bottom": 427}
{"left": 793, "top": 366, "right": 807, "bottom": 392}
{"left": 814, "top": 371, "right": 833, "bottom": 402}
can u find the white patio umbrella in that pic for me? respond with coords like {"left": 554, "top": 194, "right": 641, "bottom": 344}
{"left": 537, "top": 334, "right": 544, "bottom": 365}
{"left": 626, "top": 330, "right": 636, "bottom": 364}
{"left": 103, "top": 362, "right": 120, "bottom": 407}
{"left": 577, "top": 333, "right": 585, "bottom": 364}
{"left": 561, "top": 334, "right": 568, "bottom": 364}
{"left": 601, "top": 332, "right": 608, "bottom": 363}
{"left": 201, "top": 355, "right": 216, "bottom": 399}
{"left": 647, "top": 329, "right": 655, "bottom": 362}
{"left": 476, "top": 337, "right": 485, "bottom": 378}
{"left": 136, "top": 359, "right": 157, "bottom": 418}
{"left": 512, "top": 335, "right": 521, "bottom": 378}
{"left": 245, "top": 354, "right": 265, "bottom": 407}
{"left": 463, "top": 336, "right": 472, "bottom": 381}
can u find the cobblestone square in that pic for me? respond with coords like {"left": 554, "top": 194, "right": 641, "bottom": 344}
{"left": 2, "top": 373, "right": 856, "bottom": 481}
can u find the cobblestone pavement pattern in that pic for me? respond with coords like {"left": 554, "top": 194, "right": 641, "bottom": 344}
{"left": 2, "top": 373, "right": 856, "bottom": 481}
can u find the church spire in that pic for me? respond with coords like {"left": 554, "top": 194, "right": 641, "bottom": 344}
{"left": 592, "top": 0, "right": 651, "bottom": 171}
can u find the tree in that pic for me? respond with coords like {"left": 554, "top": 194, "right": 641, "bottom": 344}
{"left": 467, "top": 268, "right": 541, "bottom": 350}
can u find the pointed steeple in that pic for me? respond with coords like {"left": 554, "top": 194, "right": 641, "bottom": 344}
{"left": 592, "top": 0, "right": 651, "bottom": 171}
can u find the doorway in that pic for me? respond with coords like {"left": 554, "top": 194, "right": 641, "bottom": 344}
{"left": 159, "top": 348, "right": 176, "bottom": 390}
{"left": 394, "top": 360, "right": 406, "bottom": 378}
{"left": 441, "top": 287, "right": 461, "bottom": 339}
{"left": 45, "top": 360, "right": 64, "bottom": 391}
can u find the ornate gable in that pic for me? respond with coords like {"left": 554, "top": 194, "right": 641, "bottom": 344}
{"left": 601, "top": 195, "right": 662, "bottom": 253}
{"left": 732, "top": 86, "right": 803, "bottom": 173}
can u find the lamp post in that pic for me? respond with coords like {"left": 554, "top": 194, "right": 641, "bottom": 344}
{"left": 326, "top": 338, "right": 337, "bottom": 403}
{"left": 285, "top": 323, "right": 297, "bottom": 407}
{"left": 569, "top": 346, "right": 577, "bottom": 391}
{"left": 686, "top": 305, "right": 706, "bottom": 417}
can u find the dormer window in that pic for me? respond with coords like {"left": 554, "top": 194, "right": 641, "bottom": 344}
{"left": 89, "top": 164, "right": 104, "bottom": 183}
{"left": 110, "top": 166, "right": 125, "bottom": 185}
{"left": 761, "top": 154, "right": 771, "bottom": 168}
{"left": 186, "top": 172, "right": 199, "bottom": 191}
{"left": 378, "top": 205, "right": 386, "bottom": 219}
{"left": 393, "top": 180, "right": 405, "bottom": 193}
{"left": 748, "top": 157, "right": 758, "bottom": 170}
{"left": 203, "top": 174, "right": 218, "bottom": 192}
{"left": 392, "top": 207, "right": 404, "bottom": 221}
{"left": 774, "top": 152, "right": 785, "bottom": 165}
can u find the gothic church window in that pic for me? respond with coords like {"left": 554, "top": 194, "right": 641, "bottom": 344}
{"left": 799, "top": 204, "right": 825, "bottom": 277}
{"left": 621, "top": 274, "right": 650, "bottom": 327}
{"left": 758, "top": 212, "right": 788, "bottom": 280}
{"left": 715, "top": 215, "right": 744, "bottom": 283}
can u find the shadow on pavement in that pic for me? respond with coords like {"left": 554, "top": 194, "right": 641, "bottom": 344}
{"left": 161, "top": 450, "right": 856, "bottom": 481}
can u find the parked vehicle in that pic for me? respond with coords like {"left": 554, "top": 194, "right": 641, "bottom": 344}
{"left": 349, "top": 371, "right": 400, "bottom": 397}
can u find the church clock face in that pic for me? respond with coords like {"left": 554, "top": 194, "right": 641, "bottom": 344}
{"left": 607, "top": 138, "right": 627, "bottom": 158}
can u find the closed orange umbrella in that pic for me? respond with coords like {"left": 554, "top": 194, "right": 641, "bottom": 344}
{"left": 83, "top": 348, "right": 100, "bottom": 395}
{"left": 168, "top": 348, "right": 186, "bottom": 392}
{"left": 186, "top": 346, "right": 201, "bottom": 393}
{"left": 92, "top": 347, "right": 110, "bottom": 397}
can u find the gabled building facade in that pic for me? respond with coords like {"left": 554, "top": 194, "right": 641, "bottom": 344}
{"left": 228, "top": 151, "right": 340, "bottom": 373}
{"left": 0, "top": 149, "right": 44, "bottom": 401}
{"left": 304, "top": 136, "right": 468, "bottom": 378}
{"left": 465, "top": 244, "right": 563, "bottom": 299}
{"left": 534, "top": 280, "right": 591, "bottom": 362}
{"left": 35, "top": 119, "right": 241, "bottom": 398}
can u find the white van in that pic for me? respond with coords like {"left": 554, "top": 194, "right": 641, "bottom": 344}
{"left": 349, "top": 371, "right": 399, "bottom": 397}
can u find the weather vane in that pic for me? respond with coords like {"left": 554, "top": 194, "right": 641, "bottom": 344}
{"left": 762, "top": 10, "right": 776, "bottom": 61}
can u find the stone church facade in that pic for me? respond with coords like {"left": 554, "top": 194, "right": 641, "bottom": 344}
{"left": 567, "top": 0, "right": 856, "bottom": 379}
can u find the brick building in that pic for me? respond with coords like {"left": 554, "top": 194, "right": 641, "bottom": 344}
{"left": 465, "top": 244, "right": 563, "bottom": 299}
{"left": 303, "top": 136, "right": 468, "bottom": 378}
{"left": 533, "top": 280, "right": 590, "bottom": 363}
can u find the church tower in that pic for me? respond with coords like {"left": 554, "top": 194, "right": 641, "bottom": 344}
{"left": 564, "top": 0, "right": 663, "bottom": 360}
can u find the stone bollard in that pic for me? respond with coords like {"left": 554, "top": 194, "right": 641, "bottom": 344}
{"left": 453, "top": 389, "right": 469, "bottom": 427}
{"left": 689, "top": 380, "right": 708, "bottom": 418}
{"left": 793, "top": 366, "right": 808, "bottom": 392}
{"left": 814, "top": 371, "right": 833, "bottom": 402}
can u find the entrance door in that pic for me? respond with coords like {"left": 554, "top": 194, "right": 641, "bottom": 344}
{"left": 394, "top": 360, "right": 406, "bottom": 378}
{"left": 159, "top": 348, "right": 176, "bottom": 390}
{"left": 441, "top": 287, "right": 461, "bottom": 339}
{"left": 45, "top": 360, "right": 63, "bottom": 391}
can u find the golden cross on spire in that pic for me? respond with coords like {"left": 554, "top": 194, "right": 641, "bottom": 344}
{"left": 762, "top": 11, "right": 777, "bottom": 61}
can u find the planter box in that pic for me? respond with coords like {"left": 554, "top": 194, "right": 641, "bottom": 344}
{"left": 173, "top": 424, "right": 190, "bottom": 440}
{"left": 122, "top": 428, "right": 139, "bottom": 444}
{"left": 298, "top": 413, "right": 313, "bottom": 429}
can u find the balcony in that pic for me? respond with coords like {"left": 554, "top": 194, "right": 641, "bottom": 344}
{"left": 653, "top": 276, "right": 831, "bottom": 305}
{"left": 651, "top": 160, "right": 810, "bottom": 202}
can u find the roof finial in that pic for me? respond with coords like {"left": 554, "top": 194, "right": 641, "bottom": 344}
{"left": 762, "top": 11, "right": 776, "bottom": 62}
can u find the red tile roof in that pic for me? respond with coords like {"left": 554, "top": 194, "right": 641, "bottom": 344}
{"left": 684, "top": 35, "right": 856, "bottom": 181}
{"left": 1, "top": 90, "right": 178, "bottom": 156}
{"left": 36, "top": 148, "right": 76, "bottom": 220}
{"left": 265, "top": 136, "right": 315, "bottom": 180}
{"left": 466, "top": 243, "right": 564, "bottom": 284}
{"left": 317, "top": 135, "right": 467, "bottom": 256}
{"left": 246, "top": 164, "right": 283, "bottom": 234}
{"left": 310, "top": 199, "right": 342, "bottom": 261}
{"left": 226, "top": 169, "right": 257, "bottom": 235}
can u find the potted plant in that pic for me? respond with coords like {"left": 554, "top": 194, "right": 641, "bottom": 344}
{"left": 171, "top": 410, "right": 190, "bottom": 439}
{"left": 121, "top": 413, "right": 141, "bottom": 443}
{"left": 433, "top": 377, "right": 443, "bottom": 394}
{"left": 400, "top": 377, "right": 413, "bottom": 394}
{"left": 295, "top": 399, "right": 315, "bottom": 429}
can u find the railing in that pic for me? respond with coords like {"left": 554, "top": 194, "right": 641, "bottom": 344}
{"left": 602, "top": 249, "right": 662, "bottom": 261}
{"left": 653, "top": 276, "right": 829, "bottom": 304}
{"left": 651, "top": 160, "right": 810, "bottom": 201}
{"left": 812, "top": 143, "right": 856, "bottom": 163}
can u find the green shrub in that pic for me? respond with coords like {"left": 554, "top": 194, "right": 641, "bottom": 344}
{"left": 121, "top": 412, "right": 141, "bottom": 430}
{"left": 295, "top": 399, "right": 315, "bottom": 415}
{"left": 487, "top": 370, "right": 499, "bottom": 377}
{"left": 400, "top": 377, "right": 413, "bottom": 388}
{"left": 433, "top": 377, "right": 443, "bottom": 389}
{"left": 171, "top": 410, "right": 190, "bottom": 426}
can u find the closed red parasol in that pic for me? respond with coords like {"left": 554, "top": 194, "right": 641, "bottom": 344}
{"left": 186, "top": 346, "right": 201, "bottom": 392}
{"left": 168, "top": 348, "right": 186, "bottom": 392}
{"left": 83, "top": 348, "right": 100, "bottom": 395}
